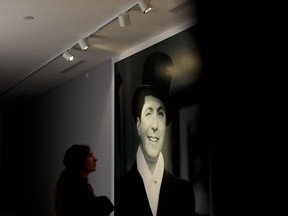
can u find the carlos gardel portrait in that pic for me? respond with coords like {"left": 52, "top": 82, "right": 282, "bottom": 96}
{"left": 114, "top": 25, "right": 211, "bottom": 216}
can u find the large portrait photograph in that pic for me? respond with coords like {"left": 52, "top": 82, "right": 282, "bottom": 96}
{"left": 114, "top": 24, "right": 211, "bottom": 216}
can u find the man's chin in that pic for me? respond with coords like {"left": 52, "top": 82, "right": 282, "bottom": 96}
{"left": 146, "top": 154, "right": 160, "bottom": 163}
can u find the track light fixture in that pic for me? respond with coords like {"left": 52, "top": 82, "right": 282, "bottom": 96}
{"left": 138, "top": 0, "right": 153, "bottom": 14}
{"left": 63, "top": 50, "right": 74, "bottom": 62}
{"left": 118, "top": 12, "right": 131, "bottom": 27}
{"left": 78, "top": 39, "right": 90, "bottom": 50}
{"left": 59, "top": 1, "right": 152, "bottom": 63}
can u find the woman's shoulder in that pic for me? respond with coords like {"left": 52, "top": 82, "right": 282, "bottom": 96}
{"left": 92, "top": 196, "right": 115, "bottom": 215}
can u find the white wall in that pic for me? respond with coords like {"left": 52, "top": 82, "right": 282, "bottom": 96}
{"left": 47, "top": 60, "right": 113, "bottom": 190}
{"left": 0, "top": 60, "right": 113, "bottom": 216}
{"left": 42, "top": 59, "right": 114, "bottom": 215}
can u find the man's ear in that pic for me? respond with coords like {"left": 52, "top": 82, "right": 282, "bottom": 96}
{"left": 136, "top": 117, "right": 141, "bottom": 135}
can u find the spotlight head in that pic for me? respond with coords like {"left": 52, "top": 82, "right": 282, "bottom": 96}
{"left": 63, "top": 50, "right": 74, "bottom": 62}
{"left": 138, "top": 0, "right": 153, "bottom": 14}
{"left": 78, "top": 39, "right": 90, "bottom": 50}
{"left": 118, "top": 12, "right": 131, "bottom": 27}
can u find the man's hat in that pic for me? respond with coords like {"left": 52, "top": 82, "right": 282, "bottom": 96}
{"left": 132, "top": 52, "right": 174, "bottom": 125}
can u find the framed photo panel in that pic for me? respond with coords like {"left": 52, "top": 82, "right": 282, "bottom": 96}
{"left": 114, "top": 24, "right": 211, "bottom": 216}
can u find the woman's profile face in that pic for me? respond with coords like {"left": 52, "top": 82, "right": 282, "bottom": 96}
{"left": 82, "top": 151, "right": 97, "bottom": 174}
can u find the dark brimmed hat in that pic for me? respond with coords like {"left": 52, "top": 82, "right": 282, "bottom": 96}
{"left": 132, "top": 52, "right": 174, "bottom": 125}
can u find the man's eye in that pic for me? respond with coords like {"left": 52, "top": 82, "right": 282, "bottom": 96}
{"left": 158, "top": 111, "right": 164, "bottom": 116}
{"left": 145, "top": 112, "right": 152, "bottom": 116}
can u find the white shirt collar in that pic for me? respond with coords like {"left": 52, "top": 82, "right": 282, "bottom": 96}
{"left": 136, "top": 146, "right": 164, "bottom": 186}
{"left": 136, "top": 146, "right": 164, "bottom": 216}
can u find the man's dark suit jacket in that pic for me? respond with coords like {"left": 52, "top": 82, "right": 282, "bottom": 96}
{"left": 115, "top": 162, "right": 195, "bottom": 216}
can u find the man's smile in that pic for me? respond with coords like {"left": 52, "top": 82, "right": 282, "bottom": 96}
{"left": 148, "top": 136, "right": 159, "bottom": 142}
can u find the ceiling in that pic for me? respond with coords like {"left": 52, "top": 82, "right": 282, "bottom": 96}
{"left": 0, "top": 0, "right": 196, "bottom": 111}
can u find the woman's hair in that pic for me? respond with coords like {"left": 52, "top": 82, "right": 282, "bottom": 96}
{"left": 63, "top": 144, "right": 90, "bottom": 172}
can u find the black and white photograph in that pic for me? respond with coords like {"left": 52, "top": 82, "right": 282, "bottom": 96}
{"left": 114, "top": 25, "right": 211, "bottom": 216}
